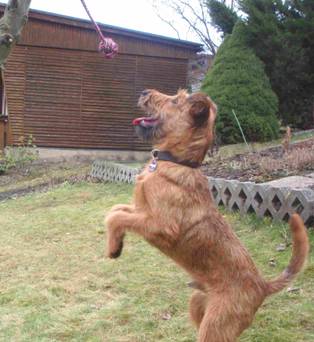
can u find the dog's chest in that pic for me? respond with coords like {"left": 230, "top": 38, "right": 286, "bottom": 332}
{"left": 134, "top": 169, "right": 155, "bottom": 207}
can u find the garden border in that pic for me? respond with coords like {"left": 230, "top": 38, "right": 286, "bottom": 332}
{"left": 91, "top": 160, "right": 314, "bottom": 227}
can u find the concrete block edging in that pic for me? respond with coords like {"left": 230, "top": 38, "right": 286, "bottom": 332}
{"left": 91, "top": 160, "right": 314, "bottom": 227}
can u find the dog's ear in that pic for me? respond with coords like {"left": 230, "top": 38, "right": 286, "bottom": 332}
{"left": 189, "top": 93, "right": 210, "bottom": 127}
{"left": 208, "top": 96, "right": 217, "bottom": 127}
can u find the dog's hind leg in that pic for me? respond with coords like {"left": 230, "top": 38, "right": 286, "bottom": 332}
{"left": 189, "top": 290, "right": 208, "bottom": 329}
{"left": 197, "top": 297, "right": 250, "bottom": 342}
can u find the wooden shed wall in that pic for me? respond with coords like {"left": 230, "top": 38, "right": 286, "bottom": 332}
{"left": 3, "top": 11, "right": 199, "bottom": 150}
{"left": 20, "top": 12, "right": 199, "bottom": 59}
{"left": 20, "top": 18, "right": 198, "bottom": 59}
{"left": 5, "top": 45, "right": 188, "bottom": 150}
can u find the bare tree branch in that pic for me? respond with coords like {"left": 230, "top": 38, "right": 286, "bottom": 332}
{"left": 174, "top": 2, "right": 217, "bottom": 53}
{"left": 158, "top": 15, "right": 181, "bottom": 39}
{"left": 151, "top": 0, "right": 217, "bottom": 55}
{"left": 152, "top": 1, "right": 181, "bottom": 39}
{"left": 199, "top": 1, "right": 213, "bottom": 45}
{"left": 0, "top": 0, "right": 32, "bottom": 67}
{"left": 177, "top": 0, "right": 203, "bottom": 21}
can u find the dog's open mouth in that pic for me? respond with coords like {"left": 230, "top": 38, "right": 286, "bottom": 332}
{"left": 132, "top": 115, "right": 159, "bottom": 142}
{"left": 132, "top": 116, "right": 159, "bottom": 128}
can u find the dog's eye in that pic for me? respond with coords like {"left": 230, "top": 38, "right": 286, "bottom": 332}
{"left": 172, "top": 98, "right": 178, "bottom": 104}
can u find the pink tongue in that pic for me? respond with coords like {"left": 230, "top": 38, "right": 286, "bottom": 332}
{"left": 132, "top": 117, "right": 158, "bottom": 127}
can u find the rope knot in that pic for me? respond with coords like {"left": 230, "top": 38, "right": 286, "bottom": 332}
{"left": 99, "top": 38, "right": 119, "bottom": 59}
{"left": 80, "top": 0, "right": 119, "bottom": 59}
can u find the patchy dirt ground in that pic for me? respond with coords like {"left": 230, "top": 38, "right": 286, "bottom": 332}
{"left": 1, "top": 136, "right": 313, "bottom": 200}
{"left": 202, "top": 138, "right": 314, "bottom": 183}
{"left": 0, "top": 159, "right": 92, "bottom": 200}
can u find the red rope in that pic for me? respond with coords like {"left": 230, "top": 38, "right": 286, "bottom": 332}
{"left": 79, "top": 0, "right": 118, "bottom": 59}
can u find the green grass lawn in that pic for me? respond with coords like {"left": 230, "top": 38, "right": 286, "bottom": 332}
{"left": 0, "top": 182, "right": 313, "bottom": 342}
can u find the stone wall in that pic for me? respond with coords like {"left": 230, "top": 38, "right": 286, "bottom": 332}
{"left": 91, "top": 161, "right": 314, "bottom": 227}
{"left": 208, "top": 177, "right": 314, "bottom": 226}
{"left": 91, "top": 160, "right": 140, "bottom": 184}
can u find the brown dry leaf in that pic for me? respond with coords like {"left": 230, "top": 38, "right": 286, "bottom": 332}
{"left": 161, "top": 312, "right": 172, "bottom": 320}
{"left": 287, "top": 287, "right": 301, "bottom": 293}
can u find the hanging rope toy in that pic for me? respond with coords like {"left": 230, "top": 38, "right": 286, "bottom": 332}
{"left": 80, "top": 0, "right": 118, "bottom": 58}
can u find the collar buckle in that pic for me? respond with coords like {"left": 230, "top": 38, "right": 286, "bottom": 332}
{"left": 151, "top": 149, "right": 160, "bottom": 159}
{"left": 149, "top": 149, "right": 160, "bottom": 172}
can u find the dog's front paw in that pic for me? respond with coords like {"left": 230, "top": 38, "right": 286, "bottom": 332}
{"left": 107, "top": 240, "right": 124, "bottom": 259}
{"left": 110, "top": 204, "right": 130, "bottom": 213}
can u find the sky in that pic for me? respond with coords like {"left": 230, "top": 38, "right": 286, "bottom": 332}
{"left": 2, "top": 0, "right": 220, "bottom": 46}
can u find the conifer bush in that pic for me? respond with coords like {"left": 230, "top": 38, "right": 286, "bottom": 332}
{"left": 202, "top": 23, "right": 279, "bottom": 144}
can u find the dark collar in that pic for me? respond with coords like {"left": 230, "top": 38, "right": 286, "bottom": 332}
{"left": 151, "top": 149, "right": 201, "bottom": 169}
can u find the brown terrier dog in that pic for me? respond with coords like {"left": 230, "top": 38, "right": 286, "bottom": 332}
{"left": 105, "top": 89, "right": 309, "bottom": 342}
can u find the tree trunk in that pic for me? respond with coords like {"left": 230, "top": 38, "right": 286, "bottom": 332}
{"left": 0, "top": 0, "right": 31, "bottom": 67}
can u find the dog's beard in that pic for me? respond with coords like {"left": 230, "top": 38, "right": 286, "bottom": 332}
{"left": 134, "top": 125, "right": 156, "bottom": 142}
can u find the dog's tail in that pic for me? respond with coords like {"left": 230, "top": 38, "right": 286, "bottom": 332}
{"left": 265, "top": 214, "right": 309, "bottom": 296}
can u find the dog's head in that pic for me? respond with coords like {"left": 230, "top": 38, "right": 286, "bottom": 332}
{"left": 133, "top": 89, "right": 217, "bottom": 163}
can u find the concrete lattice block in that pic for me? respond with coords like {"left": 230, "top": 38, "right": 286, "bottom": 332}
{"left": 271, "top": 187, "right": 293, "bottom": 222}
{"left": 286, "top": 189, "right": 314, "bottom": 226}
{"left": 227, "top": 182, "right": 249, "bottom": 213}
{"left": 250, "top": 184, "right": 272, "bottom": 218}
{"left": 220, "top": 180, "right": 240, "bottom": 209}
{"left": 261, "top": 187, "right": 291, "bottom": 221}
{"left": 240, "top": 182, "right": 257, "bottom": 215}
{"left": 208, "top": 178, "right": 225, "bottom": 206}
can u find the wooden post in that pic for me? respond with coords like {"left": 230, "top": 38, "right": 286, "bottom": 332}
{"left": 282, "top": 126, "right": 291, "bottom": 153}
{"left": 0, "top": 115, "right": 8, "bottom": 150}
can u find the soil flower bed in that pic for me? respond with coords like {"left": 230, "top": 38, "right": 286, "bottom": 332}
{"left": 202, "top": 138, "right": 314, "bottom": 184}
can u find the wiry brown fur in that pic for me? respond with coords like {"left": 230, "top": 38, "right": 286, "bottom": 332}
{"left": 105, "top": 89, "right": 309, "bottom": 342}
